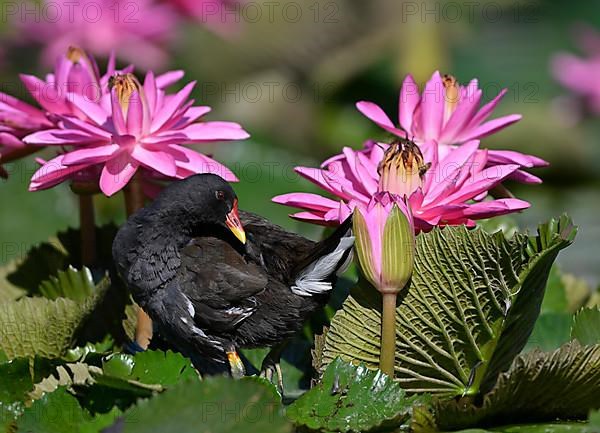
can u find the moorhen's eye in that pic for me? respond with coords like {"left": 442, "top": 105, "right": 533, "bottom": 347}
{"left": 215, "top": 191, "right": 226, "bottom": 201}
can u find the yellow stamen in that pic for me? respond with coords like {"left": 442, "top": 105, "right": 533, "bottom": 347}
{"left": 108, "top": 73, "right": 143, "bottom": 118}
{"left": 378, "top": 139, "right": 429, "bottom": 198}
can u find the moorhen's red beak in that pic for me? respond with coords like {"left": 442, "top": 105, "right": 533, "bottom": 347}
{"left": 225, "top": 199, "right": 246, "bottom": 244}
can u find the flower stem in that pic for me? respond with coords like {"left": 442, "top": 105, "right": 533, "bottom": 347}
{"left": 78, "top": 193, "right": 97, "bottom": 267}
{"left": 380, "top": 292, "right": 397, "bottom": 377}
{"left": 123, "top": 174, "right": 153, "bottom": 350}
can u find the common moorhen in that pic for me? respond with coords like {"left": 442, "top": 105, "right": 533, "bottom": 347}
{"left": 112, "top": 174, "right": 354, "bottom": 382}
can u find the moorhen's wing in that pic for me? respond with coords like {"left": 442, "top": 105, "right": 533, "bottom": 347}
{"left": 240, "top": 211, "right": 316, "bottom": 280}
{"left": 177, "top": 237, "right": 269, "bottom": 333}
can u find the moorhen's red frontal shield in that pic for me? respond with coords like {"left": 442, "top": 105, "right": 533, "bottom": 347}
{"left": 226, "top": 199, "right": 246, "bottom": 244}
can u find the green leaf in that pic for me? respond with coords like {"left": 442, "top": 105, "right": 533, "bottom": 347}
{"left": 38, "top": 266, "right": 96, "bottom": 301}
{"left": 6, "top": 242, "right": 69, "bottom": 294}
{"left": 571, "top": 307, "right": 600, "bottom": 345}
{"left": 15, "top": 387, "right": 120, "bottom": 433}
{"left": 434, "top": 342, "right": 600, "bottom": 431}
{"left": 524, "top": 313, "right": 572, "bottom": 352}
{"left": 129, "top": 350, "right": 198, "bottom": 387}
{"left": 318, "top": 216, "right": 576, "bottom": 397}
{"left": 0, "top": 356, "right": 59, "bottom": 431}
{"left": 6, "top": 224, "right": 119, "bottom": 297}
{"left": 104, "top": 376, "right": 292, "bottom": 433}
{"left": 0, "top": 277, "right": 111, "bottom": 360}
{"left": 287, "top": 358, "right": 429, "bottom": 433}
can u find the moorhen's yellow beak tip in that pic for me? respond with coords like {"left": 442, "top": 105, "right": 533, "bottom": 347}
{"left": 226, "top": 201, "right": 246, "bottom": 244}
{"left": 229, "top": 226, "right": 247, "bottom": 244}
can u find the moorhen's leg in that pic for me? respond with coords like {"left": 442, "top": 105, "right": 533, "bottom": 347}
{"left": 225, "top": 343, "right": 246, "bottom": 379}
{"left": 260, "top": 341, "right": 287, "bottom": 394}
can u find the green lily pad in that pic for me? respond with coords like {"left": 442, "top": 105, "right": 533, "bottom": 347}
{"left": 103, "top": 376, "right": 291, "bottom": 433}
{"left": 16, "top": 387, "right": 120, "bottom": 433}
{"left": 287, "top": 358, "right": 429, "bottom": 433}
{"left": 434, "top": 342, "right": 600, "bottom": 431}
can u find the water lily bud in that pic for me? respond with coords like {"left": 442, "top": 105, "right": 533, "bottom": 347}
{"left": 378, "top": 138, "right": 429, "bottom": 198}
{"left": 353, "top": 192, "right": 415, "bottom": 294}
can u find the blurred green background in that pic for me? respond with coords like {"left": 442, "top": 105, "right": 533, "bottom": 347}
{"left": 0, "top": 0, "right": 599, "bottom": 287}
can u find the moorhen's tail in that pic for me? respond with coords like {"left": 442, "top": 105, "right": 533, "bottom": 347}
{"left": 290, "top": 217, "right": 354, "bottom": 297}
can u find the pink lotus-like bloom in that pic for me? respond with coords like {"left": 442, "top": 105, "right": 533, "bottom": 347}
{"left": 273, "top": 139, "right": 530, "bottom": 232}
{"left": 552, "top": 25, "right": 600, "bottom": 115}
{"left": 19, "top": 0, "right": 177, "bottom": 70}
{"left": 0, "top": 47, "right": 124, "bottom": 176}
{"left": 25, "top": 72, "right": 249, "bottom": 196}
{"left": 169, "top": 0, "right": 240, "bottom": 35}
{"left": 356, "top": 71, "right": 547, "bottom": 184}
{"left": 353, "top": 192, "right": 415, "bottom": 292}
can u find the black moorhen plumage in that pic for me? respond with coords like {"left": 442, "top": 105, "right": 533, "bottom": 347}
{"left": 112, "top": 174, "right": 354, "bottom": 381}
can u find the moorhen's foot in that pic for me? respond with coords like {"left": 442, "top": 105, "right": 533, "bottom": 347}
{"left": 259, "top": 358, "right": 284, "bottom": 394}
{"left": 226, "top": 346, "right": 246, "bottom": 379}
{"left": 259, "top": 343, "right": 286, "bottom": 394}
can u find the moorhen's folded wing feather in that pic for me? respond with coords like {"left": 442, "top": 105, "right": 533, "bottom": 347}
{"left": 240, "top": 211, "right": 316, "bottom": 281}
{"left": 178, "top": 237, "right": 268, "bottom": 332}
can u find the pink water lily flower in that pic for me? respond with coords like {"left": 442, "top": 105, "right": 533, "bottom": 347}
{"left": 0, "top": 47, "right": 120, "bottom": 175}
{"left": 356, "top": 71, "right": 547, "bottom": 184}
{"left": 169, "top": 0, "right": 240, "bottom": 35}
{"left": 552, "top": 25, "right": 600, "bottom": 115}
{"left": 26, "top": 72, "right": 249, "bottom": 196}
{"left": 19, "top": 0, "right": 177, "bottom": 70}
{"left": 273, "top": 139, "right": 530, "bottom": 232}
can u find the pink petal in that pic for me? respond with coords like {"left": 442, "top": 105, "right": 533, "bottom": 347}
{"left": 168, "top": 144, "right": 238, "bottom": 181}
{"left": 355, "top": 101, "right": 407, "bottom": 137}
{"left": 441, "top": 164, "right": 520, "bottom": 205}
{"left": 458, "top": 114, "right": 522, "bottom": 142}
{"left": 100, "top": 153, "right": 139, "bottom": 196}
{"left": 126, "top": 91, "right": 145, "bottom": 137}
{"left": 486, "top": 149, "right": 548, "bottom": 168}
{"left": 173, "top": 121, "right": 250, "bottom": 142}
{"left": 60, "top": 116, "right": 113, "bottom": 139}
{"left": 62, "top": 144, "right": 120, "bottom": 166}
{"left": 151, "top": 81, "right": 196, "bottom": 133}
{"left": 506, "top": 169, "right": 543, "bottom": 184}
{"left": 23, "top": 129, "right": 102, "bottom": 146}
{"left": 289, "top": 211, "right": 333, "bottom": 226}
{"left": 155, "top": 70, "right": 185, "bottom": 88}
{"left": 144, "top": 72, "right": 158, "bottom": 114}
{"left": 439, "top": 89, "right": 482, "bottom": 144}
{"left": 68, "top": 93, "right": 109, "bottom": 126}
{"left": 110, "top": 89, "right": 127, "bottom": 136}
{"left": 420, "top": 71, "right": 444, "bottom": 141}
{"left": 469, "top": 88, "right": 508, "bottom": 126}
{"left": 271, "top": 193, "right": 339, "bottom": 212}
{"left": 399, "top": 74, "right": 421, "bottom": 132}
{"left": 20, "top": 74, "right": 64, "bottom": 114}
{"left": 461, "top": 198, "right": 530, "bottom": 219}
{"left": 0, "top": 133, "right": 25, "bottom": 148}
{"left": 131, "top": 146, "right": 177, "bottom": 177}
